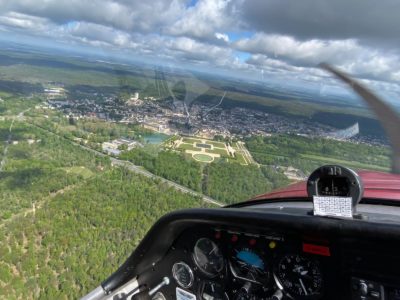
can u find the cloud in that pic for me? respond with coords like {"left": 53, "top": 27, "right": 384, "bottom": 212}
{"left": 235, "top": 33, "right": 400, "bottom": 83}
{"left": 215, "top": 32, "right": 229, "bottom": 43}
{"left": 0, "top": 0, "right": 399, "bottom": 98}
{"left": 245, "top": 54, "right": 329, "bottom": 83}
{"left": 0, "top": 12, "right": 52, "bottom": 32}
{"left": 240, "top": 0, "right": 400, "bottom": 44}
{"left": 165, "top": 0, "right": 238, "bottom": 41}
{"left": 0, "top": 0, "right": 238, "bottom": 45}
{"left": 235, "top": 34, "right": 365, "bottom": 66}
{"left": 58, "top": 21, "right": 133, "bottom": 48}
{"left": 0, "top": 0, "right": 186, "bottom": 33}
{"left": 164, "top": 36, "right": 235, "bottom": 67}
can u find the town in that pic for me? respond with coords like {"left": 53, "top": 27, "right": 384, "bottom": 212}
{"left": 44, "top": 86, "right": 378, "bottom": 146}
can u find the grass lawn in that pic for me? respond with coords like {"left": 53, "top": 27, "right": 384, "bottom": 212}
{"left": 181, "top": 137, "right": 225, "bottom": 148}
{"left": 193, "top": 153, "right": 214, "bottom": 162}
{"left": 228, "top": 153, "right": 247, "bottom": 165}
{"left": 182, "top": 137, "right": 201, "bottom": 143}
{"left": 205, "top": 148, "right": 229, "bottom": 157}
{"left": 207, "top": 140, "right": 226, "bottom": 148}
{"left": 178, "top": 143, "right": 201, "bottom": 151}
{"left": 235, "top": 153, "right": 248, "bottom": 164}
{"left": 301, "top": 154, "right": 389, "bottom": 172}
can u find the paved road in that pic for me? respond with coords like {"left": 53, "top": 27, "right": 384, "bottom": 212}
{"left": 28, "top": 122, "right": 224, "bottom": 207}
{"left": 110, "top": 159, "right": 222, "bottom": 206}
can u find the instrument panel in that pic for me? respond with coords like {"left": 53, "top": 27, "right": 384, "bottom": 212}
{"left": 128, "top": 205, "right": 400, "bottom": 300}
{"left": 145, "top": 225, "right": 334, "bottom": 300}
{"left": 94, "top": 166, "right": 400, "bottom": 300}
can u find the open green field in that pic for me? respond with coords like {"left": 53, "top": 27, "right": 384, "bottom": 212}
{"left": 207, "top": 140, "right": 226, "bottom": 148}
{"left": 250, "top": 150, "right": 389, "bottom": 173}
{"left": 246, "top": 134, "right": 391, "bottom": 174}
{"left": 178, "top": 143, "right": 201, "bottom": 151}
{"left": 180, "top": 137, "right": 226, "bottom": 149}
{"left": 182, "top": 137, "right": 201, "bottom": 143}
{"left": 193, "top": 153, "right": 214, "bottom": 162}
{"left": 227, "top": 157, "right": 247, "bottom": 165}
{"left": 229, "top": 144, "right": 249, "bottom": 165}
{"left": 234, "top": 153, "right": 248, "bottom": 165}
{"left": 301, "top": 154, "right": 390, "bottom": 172}
{"left": 177, "top": 137, "right": 230, "bottom": 158}
{"left": 205, "top": 148, "right": 229, "bottom": 157}
{"left": 174, "top": 136, "right": 250, "bottom": 164}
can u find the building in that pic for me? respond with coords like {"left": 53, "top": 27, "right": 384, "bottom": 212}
{"left": 44, "top": 87, "right": 65, "bottom": 99}
{"left": 102, "top": 138, "right": 142, "bottom": 155}
{"left": 131, "top": 92, "right": 139, "bottom": 100}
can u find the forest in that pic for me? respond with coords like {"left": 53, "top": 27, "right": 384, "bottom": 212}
{"left": 203, "top": 162, "right": 289, "bottom": 204}
{"left": 0, "top": 88, "right": 392, "bottom": 299}
{"left": 28, "top": 106, "right": 152, "bottom": 145}
{"left": 22, "top": 100, "right": 290, "bottom": 204}
{"left": 245, "top": 134, "right": 391, "bottom": 174}
{"left": 0, "top": 168, "right": 211, "bottom": 299}
{"left": 120, "top": 148, "right": 203, "bottom": 191}
{"left": 0, "top": 118, "right": 211, "bottom": 299}
{"left": 120, "top": 147, "right": 290, "bottom": 203}
{"left": 0, "top": 113, "right": 107, "bottom": 221}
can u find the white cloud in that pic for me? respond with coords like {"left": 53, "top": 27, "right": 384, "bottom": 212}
{"left": 166, "top": 0, "right": 236, "bottom": 40}
{"left": 234, "top": 34, "right": 364, "bottom": 65}
{"left": 0, "top": 0, "right": 187, "bottom": 33}
{"left": 57, "top": 21, "right": 133, "bottom": 48}
{"left": 215, "top": 32, "right": 229, "bottom": 42}
{"left": 245, "top": 54, "right": 328, "bottom": 81}
{"left": 166, "top": 36, "right": 235, "bottom": 66}
{"left": 235, "top": 33, "right": 400, "bottom": 83}
{"left": 0, "top": 12, "right": 51, "bottom": 32}
{"left": 0, "top": 0, "right": 399, "bottom": 98}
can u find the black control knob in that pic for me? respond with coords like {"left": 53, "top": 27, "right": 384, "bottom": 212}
{"left": 359, "top": 282, "right": 368, "bottom": 296}
{"left": 271, "top": 290, "right": 283, "bottom": 300}
{"left": 240, "top": 282, "right": 252, "bottom": 294}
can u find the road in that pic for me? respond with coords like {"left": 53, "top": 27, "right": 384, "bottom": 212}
{"left": 237, "top": 141, "right": 257, "bottom": 165}
{"left": 110, "top": 158, "right": 222, "bottom": 206}
{"left": 204, "top": 91, "right": 227, "bottom": 117}
{"left": 28, "top": 122, "right": 223, "bottom": 207}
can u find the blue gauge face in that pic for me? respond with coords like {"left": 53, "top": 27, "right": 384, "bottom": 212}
{"left": 230, "top": 248, "right": 268, "bottom": 283}
{"left": 236, "top": 250, "right": 265, "bottom": 270}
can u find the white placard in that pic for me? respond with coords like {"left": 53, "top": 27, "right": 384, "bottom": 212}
{"left": 313, "top": 196, "right": 353, "bottom": 218}
{"left": 176, "top": 287, "right": 196, "bottom": 300}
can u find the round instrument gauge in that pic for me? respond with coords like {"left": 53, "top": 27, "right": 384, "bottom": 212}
{"left": 172, "top": 262, "right": 194, "bottom": 288}
{"left": 230, "top": 248, "right": 268, "bottom": 284}
{"left": 193, "top": 238, "right": 224, "bottom": 277}
{"left": 275, "top": 254, "right": 323, "bottom": 298}
{"left": 200, "top": 281, "right": 229, "bottom": 300}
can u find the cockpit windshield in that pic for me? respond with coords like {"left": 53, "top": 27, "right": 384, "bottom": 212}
{"left": 0, "top": 1, "right": 399, "bottom": 298}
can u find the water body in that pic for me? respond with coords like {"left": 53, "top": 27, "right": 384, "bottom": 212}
{"left": 143, "top": 133, "right": 169, "bottom": 144}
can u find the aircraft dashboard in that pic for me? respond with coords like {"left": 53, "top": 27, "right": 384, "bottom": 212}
{"left": 147, "top": 223, "right": 330, "bottom": 300}
{"left": 106, "top": 206, "right": 400, "bottom": 300}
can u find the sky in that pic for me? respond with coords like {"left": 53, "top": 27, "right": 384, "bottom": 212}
{"left": 0, "top": 0, "right": 400, "bottom": 102}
